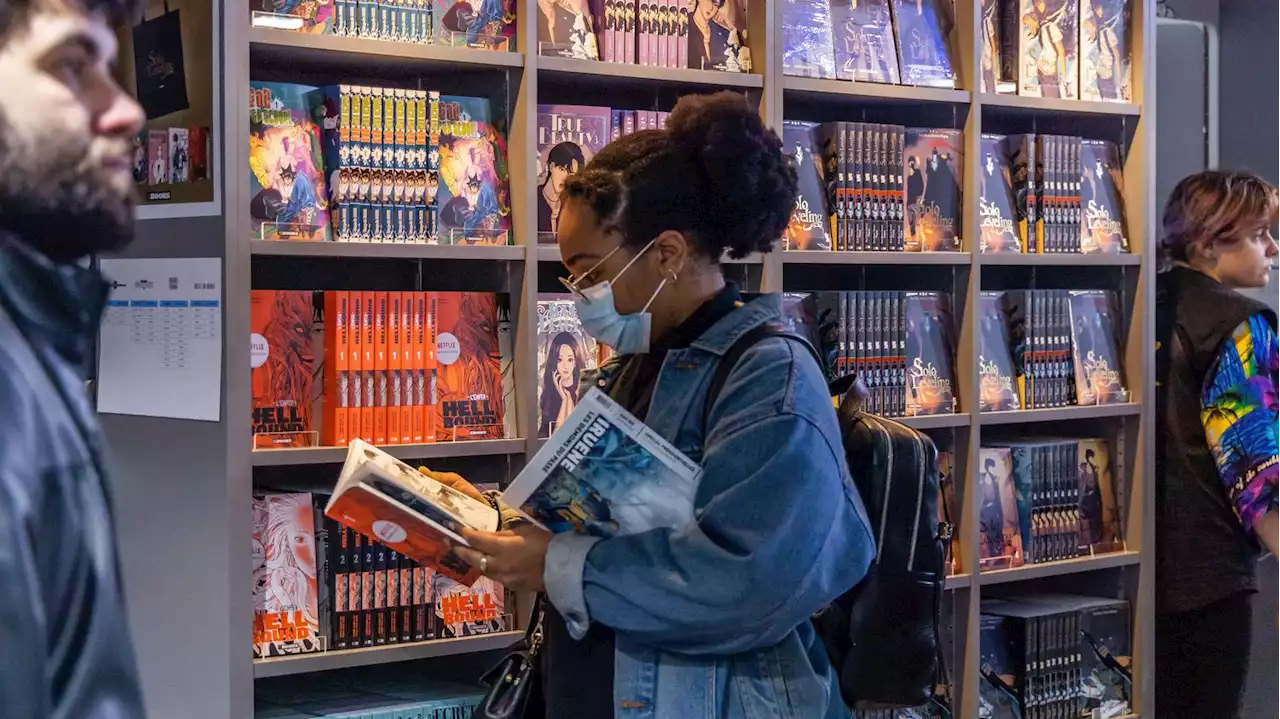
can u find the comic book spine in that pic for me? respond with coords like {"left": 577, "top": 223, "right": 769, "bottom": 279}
{"left": 892, "top": 127, "right": 906, "bottom": 252}
{"left": 835, "top": 292, "right": 848, "bottom": 377}
{"left": 359, "top": 291, "right": 376, "bottom": 442}
{"left": 398, "top": 552, "right": 413, "bottom": 642}
{"left": 638, "top": 0, "right": 650, "bottom": 65}
{"left": 871, "top": 124, "right": 886, "bottom": 252}
{"left": 876, "top": 125, "right": 891, "bottom": 252}
{"left": 872, "top": 292, "right": 886, "bottom": 414}
{"left": 852, "top": 123, "right": 865, "bottom": 252}
{"left": 897, "top": 291, "right": 908, "bottom": 416}
{"left": 348, "top": 292, "right": 364, "bottom": 441}
{"left": 373, "top": 291, "right": 388, "bottom": 445}
{"left": 331, "top": 521, "right": 350, "bottom": 650}
{"left": 1032, "top": 135, "right": 1046, "bottom": 253}
{"left": 387, "top": 292, "right": 403, "bottom": 444}
{"left": 322, "top": 291, "right": 350, "bottom": 447}
{"left": 343, "top": 526, "right": 361, "bottom": 649}
{"left": 665, "top": 0, "right": 679, "bottom": 68}
{"left": 837, "top": 122, "right": 852, "bottom": 252}
{"left": 1071, "top": 135, "right": 1084, "bottom": 252}
{"left": 386, "top": 545, "right": 401, "bottom": 643}
{"left": 1056, "top": 291, "right": 1070, "bottom": 407}
{"left": 655, "top": 0, "right": 668, "bottom": 67}
{"left": 854, "top": 292, "right": 867, "bottom": 398}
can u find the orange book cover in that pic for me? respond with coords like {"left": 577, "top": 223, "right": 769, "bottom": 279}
{"left": 387, "top": 292, "right": 403, "bottom": 446}
{"left": 411, "top": 292, "right": 429, "bottom": 444}
{"left": 251, "top": 291, "right": 316, "bottom": 449}
{"left": 349, "top": 292, "right": 365, "bottom": 441}
{"left": 373, "top": 291, "right": 389, "bottom": 445}
{"left": 361, "top": 291, "right": 377, "bottom": 443}
{"left": 434, "top": 292, "right": 503, "bottom": 441}
{"left": 322, "top": 292, "right": 350, "bottom": 447}
{"left": 399, "top": 293, "right": 415, "bottom": 445}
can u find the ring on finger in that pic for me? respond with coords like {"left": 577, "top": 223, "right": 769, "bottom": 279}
{"left": 480, "top": 555, "right": 488, "bottom": 573}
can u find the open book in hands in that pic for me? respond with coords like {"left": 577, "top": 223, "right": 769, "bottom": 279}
{"left": 326, "top": 389, "right": 701, "bottom": 584}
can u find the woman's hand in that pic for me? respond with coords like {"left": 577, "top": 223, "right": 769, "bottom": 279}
{"left": 417, "top": 466, "right": 485, "bottom": 504}
{"left": 455, "top": 525, "right": 553, "bottom": 592}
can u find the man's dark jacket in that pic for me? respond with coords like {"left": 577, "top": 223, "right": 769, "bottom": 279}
{"left": 0, "top": 237, "right": 146, "bottom": 718}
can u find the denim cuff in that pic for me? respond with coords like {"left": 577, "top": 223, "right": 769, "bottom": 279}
{"left": 544, "top": 533, "right": 603, "bottom": 640}
{"left": 482, "top": 490, "right": 526, "bottom": 531}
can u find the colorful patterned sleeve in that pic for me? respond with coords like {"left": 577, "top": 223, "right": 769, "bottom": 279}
{"left": 1200, "top": 313, "right": 1280, "bottom": 536}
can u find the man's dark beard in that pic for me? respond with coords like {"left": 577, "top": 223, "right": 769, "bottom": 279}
{"left": 0, "top": 114, "right": 135, "bottom": 264}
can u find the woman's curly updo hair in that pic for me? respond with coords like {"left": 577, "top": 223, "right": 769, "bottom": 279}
{"left": 562, "top": 91, "right": 798, "bottom": 260}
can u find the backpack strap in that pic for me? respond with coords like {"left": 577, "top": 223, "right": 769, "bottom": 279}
{"left": 701, "top": 322, "right": 825, "bottom": 432}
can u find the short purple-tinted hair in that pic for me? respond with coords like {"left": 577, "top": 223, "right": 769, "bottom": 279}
{"left": 1161, "top": 170, "right": 1278, "bottom": 263}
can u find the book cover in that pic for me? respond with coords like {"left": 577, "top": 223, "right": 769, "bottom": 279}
{"left": 978, "top": 447, "right": 1023, "bottom": 569}
{"left": 432, "top": 0, "right": 517, "bottom": 50}
{"left": 1077, "top": 438, "right": 1122, "bottom": 552}
{"left": 980, "top": 0, "right": 1000, "bottom": 92}
{"left": 904, "top": 292, "right": 956, "bottom": 416}
{"left": 903, "top": 128, "right": 961, "bottom": 252}
{"left": 938, "top": 450, "right": 961, "bottom": 575}
{"left": 436, "top": 96, "right": 512, "bottom": 244}
{"left": 978, "top": 613, "right": 1023, "bottom": 719}
{"left": 322, "top": 292, "right": 350, "bottom": 447}
{"left": 1018, "top": 0, "right": 1077, "bottom": 98}
{"left": 537, "top": 298, "right": 599, "bottom": 438}
{"left": 253, "top": 493, "right": 322, "bottom": 658}
{"left": 782, "top": 121, "right": 832, "bottom": 251}
{"left": 433, "top": 574, "right": 507, "bottom": 638}
{"left": 189, "top": 126, "right": 211, "bottom": 182}
{"left": 781, "top": 0, "right": 835, "bottom": 78}
{"left": 503, "top": 388, "right": 701, "bottom": 536}
{"left": 536, "top": 105, "right": 612, "bottom": 238}
{"left": 1002, "top": 442, "right": 1042, "bottom": 564}
{"left": 168, "top": 127, "right": 189, "bottom": 184}
{"left": 830, "top": 0, "right": 900, "bottom": 83}
{"left": 257, "top": 0, "right": 336, "bottom": 33}
{"left": 1080, "top": 139, "right": 1128, "bottom": 253}
{"left": 326, "top": 439, "right": 500, "bottom": 585}
{"left": 434, "top": 292, "right": 505, "bottom": 440}
{"left": 1079, "top": 598, "right": 1132, "bottom": 715}
{"left": 251, "top": 291, "right": 318, "bottom": 448}
{"left": 978, "top": 134, "right": 1021, "bottom": 253}
{"left": 131, "top": 131, "right": 148, "bottom": 185}
{"left": 686, "top": 0, "right": 749, "bottom": 72}
{"left": 889, "top": 0, "right": 955, "bottom": 88}
{"left": 147, "top": 128, "right": 169, "bottom": 185}
{"left": 249, "top": 82, "right": 331, "bottom": 241}
{"left": 1001, "top": 134, "right": 1037, "bottom": 251}
{"left": 537, "top": 0, "right": 601, "bottom": 58}
{"left": 1079, "top": 0, "right": 1130, "bottom": 101}
{"left": 1067, "top": 290, "right": 1125, "bottom": 405}
{"left": 780, "top": 293, "right": 824, "bottom": 366}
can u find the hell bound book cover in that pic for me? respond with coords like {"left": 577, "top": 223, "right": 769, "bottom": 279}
{"left": 1018, "top": 0, "right": 1077, "bottom": 99}
{"left": 1077, "top": 438, "right": 1123, "bottom": 553}
{"left": 251, "top": 291, "right": 319, "bottom": 448}
{"left": 537, "top": 0, "right": 601, "bottom": 58}
{"left": 1067, "top": 291, "right": 1126, "bottom": 405}
{"left": 829, "top": 0, "right": 900, "bottom": 84}
{"left": 782, "top": 121, "right": 831, "bottom": 251}
{"left": 686, "top": 0, "right": 749, "bottom": 72}
{"left": 436, "top": 96, "right": 512, "bottom": 245}
{"left": 253, "top": 493, "right": 322, "bottom": 657}
{"left": 256, "top": 0, "right": 335, "bottom": 33}
{"left": 977, "top": 135, "right": 1021, "bottom": 253}
{"left": 1079, "top": 140, "right": 1128, "bottom": 253}
{"left": 903, "top": 129, "right": 962, "bottom": 252}
{"left": 249, "top": 82, "right": 331, "bottom": 242}
{"left": 889, "top": 0, "right": 955, "bottom": 88}
{"left": 780, "top": 0, "right": 835, "bottom": 79}
{"left": 904, "top": 292, "right": 956, "bottom": 416}
{"left": 536, "top": 105, "right": 611, "bottom": 238}
{"left": 432, "top": 0, "right": 518, "bottom": 49}
{"left": 433, "top": 574, "right": 506, "bottom": 637}
{"left": 978, "top": 447, "right": 1024, "bottom": 570}
{"left": 537, "top": 299, "right": 598, "bottom": 438}
{"left": 1079, "top": 0, "right": 1130, "bottom": 102}
{"left": 434, "top": 292, "right": 504, "bottom": 441}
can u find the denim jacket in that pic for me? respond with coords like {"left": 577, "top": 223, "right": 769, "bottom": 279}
{"left": 543, "top": 293, "right": 875, "bottom": 719}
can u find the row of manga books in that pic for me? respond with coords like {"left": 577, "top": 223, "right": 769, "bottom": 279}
{"left": 536, "top": 104, "right": 668, "bottom": 240}
{"left": 781, "top": 0, "right": 956, "bottom": 88}
{"left": 538, "top": 0, "right": 750, "bottom": 73}
{"left": 252, "top": 0, "right": 517, "bottom": 50}
{"left": 978, "top": 290, "right": 1127, "bottom": 412}
{"left": 252, "top": 492, "right": 508, "bottom": 660}
{"left": 980, "top": 594, "right": 1133, "bottom": 719}
{"left": 785, "top": 121, "right": 963, "bottom": 253}
{"left": 981, "top": 0, "right": 1134, "bottom": 103}
{"left": 249, "top": 82, "right": 511, "bottom": 246}
{"left": 131, "top": 127, "right": 212, "bottom": 188}
{"left": 977, "top": 437, "right": 1124, "bottom": 571}
{"left": 250, "top": 291, "right": 506, "bottom": 450}
{"left": 257, "top": 674, "right": 484, "bottom": 718}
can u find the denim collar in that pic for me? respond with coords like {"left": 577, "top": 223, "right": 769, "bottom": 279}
{"left": 0, "top": 234, "right": 108, "bottom": 372}
{"left": 688, "top": 293, "right": 785, "bottom": 356}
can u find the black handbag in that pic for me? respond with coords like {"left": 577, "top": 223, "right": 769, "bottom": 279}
{"left": 476, "top": 595, "right": 546, "bottom": 719}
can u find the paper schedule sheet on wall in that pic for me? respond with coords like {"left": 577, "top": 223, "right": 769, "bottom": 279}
{"left": 97, "top": 257, "right": 223, "bottom": 422}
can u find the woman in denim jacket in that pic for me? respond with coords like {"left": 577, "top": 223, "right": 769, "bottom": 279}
{"left": 431, "top": 92, "right": 875, "bottom": 719}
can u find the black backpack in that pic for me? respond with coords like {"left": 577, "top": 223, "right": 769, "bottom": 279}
{"left": 704, "top": 323, "right": 952, "bottom": 714}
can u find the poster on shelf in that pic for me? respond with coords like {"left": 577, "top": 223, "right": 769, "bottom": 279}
{"left": 114, "top": 0, "right": 220, "bottom": 217}
{"left": 96, "top": 257, "right": 223, "bottom": 422}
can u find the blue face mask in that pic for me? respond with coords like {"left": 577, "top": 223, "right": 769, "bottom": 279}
{"left": 564, "top": 239, "right": 671, "bottom": 355}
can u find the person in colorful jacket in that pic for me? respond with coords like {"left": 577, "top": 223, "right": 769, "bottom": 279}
{"left": 425, "top": 91, "right": 875, "bottom": 719}
{"left": 1155, "top": 170, "right": 1278, "bottom": 719}
{"left": 0, "top": 0, "right": 148, "bottom": 714}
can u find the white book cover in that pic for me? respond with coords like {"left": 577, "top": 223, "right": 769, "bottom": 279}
{"left": 502, "top": 388, "right": 701, "bottom": 537}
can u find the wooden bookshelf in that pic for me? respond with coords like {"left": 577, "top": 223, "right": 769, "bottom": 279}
{"left": 135, "top": 1, "right": 1159, "bottom": 717}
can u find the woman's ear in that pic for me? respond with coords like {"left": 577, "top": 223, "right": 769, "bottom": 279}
{"left": 652, "top": 229, "right": 691, "bottom": 279}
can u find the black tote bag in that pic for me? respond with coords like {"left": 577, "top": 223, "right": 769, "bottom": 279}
{"left": 132, "top": 4, "right": 189, "bottom": 120}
